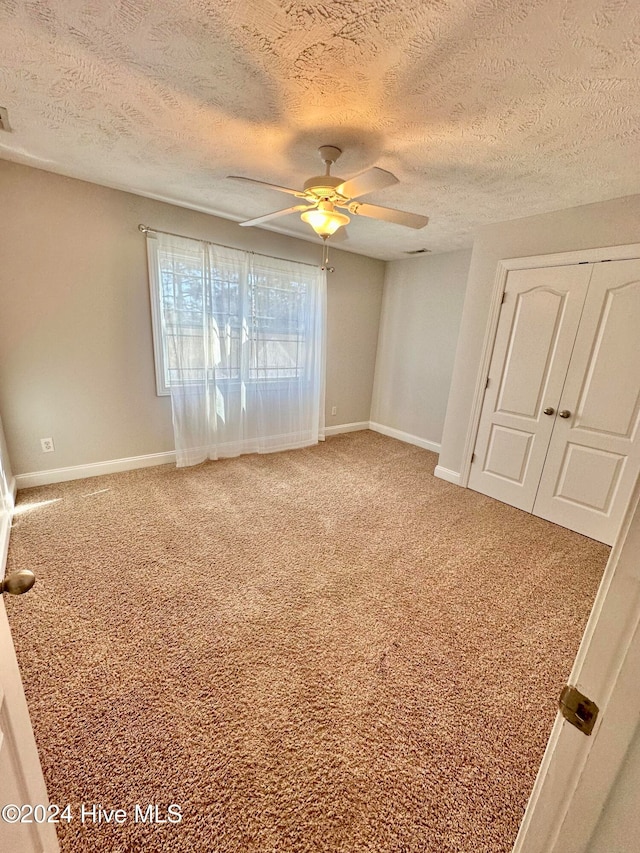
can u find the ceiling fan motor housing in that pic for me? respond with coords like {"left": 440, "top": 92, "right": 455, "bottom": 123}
{"left": 302, "top": 145, "right": 346, "bottom": 200}
{"left": 303, "top": 174, "right": 345, "bottom": 200}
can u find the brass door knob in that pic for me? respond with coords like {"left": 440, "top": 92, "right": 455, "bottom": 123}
{"left": 1, "top": 569, "right": 36, "bottom": 596}
{"left": 543, "top": 407, "right": 555, "bottom": 415}
{"left": 559, "top": 410, "right": 572, "bottom": 419}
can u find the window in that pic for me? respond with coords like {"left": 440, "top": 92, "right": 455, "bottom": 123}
{"left": 147, "top": 235, "right": 319, "bottom": 396}
{"left": 146, "top": 231, "right": 325, "bottom": 465}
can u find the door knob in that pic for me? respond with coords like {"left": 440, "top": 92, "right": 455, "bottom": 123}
{"left": 559, "top": 409, "right": 572, "bottom": 419}
{"left": 1, "top": 569, "right": 36, "bottom": 596}
{"left": 543, "top": 407, "right": 555, "bottom": 415}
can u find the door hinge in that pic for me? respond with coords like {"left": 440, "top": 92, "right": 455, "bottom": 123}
{"left": 559, "top": 684, "right": 599, "bottom": 736}
{"left": 471, "top": 453, "right": 476, "bottom": 463}
{"left": 485, "top": 376, "right": 490, "bottom": 389}
{"left": 501, "top": 291, "right": 506, "bottom": 304}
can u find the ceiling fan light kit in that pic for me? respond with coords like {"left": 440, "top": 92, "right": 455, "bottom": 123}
{"left": 300, "top": 201, "right": 350, "bottom": 237}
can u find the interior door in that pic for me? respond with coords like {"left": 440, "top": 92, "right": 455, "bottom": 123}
{"left": 533, "top": 258, "right": 640, "bottom": 545}
{"left": 0, "top": 593, "right": 59, "bottom": 853}
{"left": 0, "top": 412, "right": 58, "bottom": 852}
{"left": 513, "top": 473, "right": 640, "bottom": 853}
{"left": 468, "top": 264, "right": 592, "bottom": 510}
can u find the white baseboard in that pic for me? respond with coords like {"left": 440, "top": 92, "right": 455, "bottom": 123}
{"left": 14, "top": 426, "right": 447, "bottom": 489}
{"left": 1, "top": 478, "right": 16, "bottom": 577}
{"left": 15, "top": 451, "right": 176, "bottom": 489}
{"left": 368, "top": 422, "right": 441, "bottom": 454}
{"left": 434, "top": 465, "right": 462, "bottom": 485}
{"left": 324, "top": 421, "right": 369, "bottom": 437}
{"left": 15, "top": 428, "right": 369, "bottom": 488}
{"left": 0, "top": 511, "right": 10, "bottom": 578}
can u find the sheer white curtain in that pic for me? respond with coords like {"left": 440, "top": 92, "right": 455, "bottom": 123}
{"left": 152, "top": 232, "right": 326, "bottom": 467}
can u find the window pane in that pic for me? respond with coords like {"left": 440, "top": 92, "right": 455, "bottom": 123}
{"left": 249, "top": 270, "right": 308, "bottom": 380}
{"left": 156, "top": 247, "right": 315, "bottom": 387}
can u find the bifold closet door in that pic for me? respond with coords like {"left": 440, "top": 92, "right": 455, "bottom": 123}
{"left": 533, "top": 258, "right": 640, "bottom": 545}
{"left": 467, "top": 264, "right": 592, "bottom": 511}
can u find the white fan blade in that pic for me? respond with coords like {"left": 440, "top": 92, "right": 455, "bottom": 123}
{"left": 348, "top": 202, "right": 428, "bottom": 229}
{"left": 239, "top": 204, "right": 314, "bottom": 227}
{"left": 228, "top": 175, "right": 303, "bottom": 197}
{"left": 335, "top": 167, "right": 399, "bottom": 200}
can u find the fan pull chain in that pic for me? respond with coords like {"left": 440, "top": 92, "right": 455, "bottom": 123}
{"left": 321, "top": 238, "right": 334, "bottom": 273}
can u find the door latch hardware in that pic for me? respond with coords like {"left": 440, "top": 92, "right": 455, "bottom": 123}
{"left": 559, "top": 684, "right": 599, "bottom": 736}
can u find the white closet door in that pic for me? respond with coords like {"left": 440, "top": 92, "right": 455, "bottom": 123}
{"left": 533, "top": 258, "right": 640, "bottom": 545}
{"left": 468, "top": 265, "right": 592, "bottom": 511}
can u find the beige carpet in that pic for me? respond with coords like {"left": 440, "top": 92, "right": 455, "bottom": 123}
{"left": 6, "top": 431, "right": 609, "bottom": 852}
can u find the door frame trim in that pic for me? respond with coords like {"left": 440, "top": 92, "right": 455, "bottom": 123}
{"left": 460, "top": 242, "right": 640, "bottom": 488}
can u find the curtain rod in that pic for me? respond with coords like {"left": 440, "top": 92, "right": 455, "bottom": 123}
{"left": 138, "top": 224, "right": 320, "bottom": 269}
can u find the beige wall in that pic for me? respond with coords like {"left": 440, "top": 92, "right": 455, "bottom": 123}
{"left": 439, "top": 194, "right": 640, "bottom": 475}
{"left": 0, "top": 161, "right": 385, "bottom": 475}
{"left": 371, "top": 249, "right": 471, "bottom": 445}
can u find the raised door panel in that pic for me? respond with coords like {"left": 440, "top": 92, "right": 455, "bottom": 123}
{"left": 484, "top": 425, "right": 533, "bottom": 483}
{"left": 533, "top": 259, "right": 640, "bottom": 544}
{"left": 468, "top": 264, "right": 592, "bottom": 511}
{"left": 574, "top": 279, "right": 640, "bottom": 439}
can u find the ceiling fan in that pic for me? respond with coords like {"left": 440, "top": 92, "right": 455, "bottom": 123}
{"left": 228, "top": 145, "right": 429, "bottom": 242}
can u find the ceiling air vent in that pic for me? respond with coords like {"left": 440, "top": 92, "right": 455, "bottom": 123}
{"left": 405, "top": 248, "right": 431, "bottom": 254}
{"left": 0, "top": 107, "right": 11, "bottom": 132}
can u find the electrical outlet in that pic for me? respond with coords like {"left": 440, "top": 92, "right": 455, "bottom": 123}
{"left": 331, "top": 406, "right": 337, "bottom": 416}
{"left": 40, "top": 437, "right": 55, "bottom": 453}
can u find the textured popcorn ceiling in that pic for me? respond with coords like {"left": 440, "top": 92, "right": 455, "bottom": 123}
{"left": 1, "top": 0, "right": 639, "bottom": 259}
